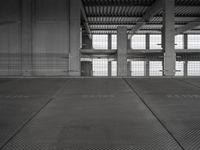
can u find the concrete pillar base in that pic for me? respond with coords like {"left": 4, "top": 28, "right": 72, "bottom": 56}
{"left": 164, "top": 53, "right": 176, "bottom": 76}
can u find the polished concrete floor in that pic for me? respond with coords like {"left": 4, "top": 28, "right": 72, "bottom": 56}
{"left": 0, "top": 78, "right": 200, "bottom": 150}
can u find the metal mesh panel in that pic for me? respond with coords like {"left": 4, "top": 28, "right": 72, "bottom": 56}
{"left": 111, "top": 61, "right": 117, "bottom": 76}
{"left": 188, "top": 35, "right": 200, "bottom": 49}
{"left": 175, "top": 61, "right": 184, "bottom": 76}
{"left": 149, "top": 61, "right": 163, "bottom": 76}
{"left": 150, "top": 35, "right": 162, "bottom": 50}
{"left": 92, "top": 58, "right": 108, "bottom": 76}
{"left": 131, "top": 35, "right": 146, "bottom": 49}
{"left": 188, "top": 61, "right": 200, "bottom": 76}
{"left": 175, "top": 35, "right": 184, "bottom": 49}
{"left": 111, "top": 35, "right": 117, "bottom": 50}
{"left": 93, "top": 35, "right": 108, "bottom": 49}
{"left": 131, "top": 61, "right": 145, "bottom": 76}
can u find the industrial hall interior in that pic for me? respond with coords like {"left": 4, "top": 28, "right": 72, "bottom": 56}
{"left": 1, "top": 0, "right": 200, "bottom": 150}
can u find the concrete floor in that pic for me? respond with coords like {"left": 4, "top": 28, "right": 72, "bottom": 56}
{"left": 0, "top": 78, "right": 200, "bottom": 150}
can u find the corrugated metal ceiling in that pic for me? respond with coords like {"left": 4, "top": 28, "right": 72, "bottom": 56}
{"left": 82, "top": 0, "right": 200, "bottom": 34}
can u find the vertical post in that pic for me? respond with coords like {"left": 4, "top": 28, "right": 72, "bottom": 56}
{"left": 127, "top": 39, "right": 131, "bottom": 50}
{"left": 184, "top": 34, "right": 188, "bottom": 77}
{"left": 21, "top": 0, "right": 32, "bottom": 76}
{"left": 163, "top": 0, "right": 176, "bottom": 76}
{"left": 146, "top": 33, "right": 150, "bottom": 50}
{"left": 108, "top": 34, "right": 112, "bottom": 50}
{"left": 145, "top": 34, "right": 150, "bottom": 76}
{"left": 108, "top": 61, "right": 112, "bottom": 77}
{"left": 69, "top": 0, "right": 81, "bottom": 76}
{"left": 117, "top": 26, "right": 127, "bottom": 76}
{"left": 145, "top": 59, "right": 150, "bottom": 77}
{"left": 127, "top": 61, "right": 131, "bottom": 76}
{"left": 184, "top": 34, "right": 188, "bottom": 50}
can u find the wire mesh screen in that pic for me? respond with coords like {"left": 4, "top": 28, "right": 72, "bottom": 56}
{"left": 92, "top": 58, "right": 108, "bottom": 76}
{"left": 175, "top": 35, "right": 184, "bottom": 49}
{"left": 111, "top": 35, "right": 117, "bottom": 49}
{"left": 131, "top": 35, "right": 146, "bottom": 49}
{"left": 131, "top": 61, "right": 145, "bottom": 76}
{"left": 188, "top": 35, "right": 200, "bottom": 49}
{"left": 188, "top": 61, "right": 200, "bottom": 76}
{"left": 149, "top": 61, "right": 163, "bottom": 76}
{"left": 175, "top": 61, "right": 184, "bottom": 76}
{"left": 92, "top": 35, "right": 108, "bottom": 49}
{"left": 111, "top": 61, "right": 117, "bottom": 76}
{"left": 150, "top": 35, "right": 162, "bottom": 49}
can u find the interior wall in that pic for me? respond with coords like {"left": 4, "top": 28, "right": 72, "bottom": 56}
{"left": 33, "top": 0, "right": 69, "bottom": 76}
{"left": 0, "top": 0, "right": 21, "bottom": 76}
{"left": 0, "top": 0, "right": 70, "bottom": 76}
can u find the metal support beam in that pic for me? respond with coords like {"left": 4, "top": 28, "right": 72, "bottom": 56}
{"left": 81, "top": 2, "right": 92, "bottom": 39}
{"left": 108, "top": 34, "right": 112, "bottom": 50}
{"left": 127, "top": 61, "right": 131, "bottom": 76}
{"left": 184, "top": 34, "right": 188, "bottom": 77}
{"left": 184, "top": 60, "right": 188, "bottom": 77}
{"left": 69, "top": 0, "right": 81, "bottom": 76}
{"left": 117, "top": 26, "right": 127, "bottom": 76}
{"left": 128, "top": 0, "right": 162, "bottom": 39}
{"left": 184, "top": 34, "right": 188, "bottom": 49}
{"left": 146, "top": 34, "right": 150, "bottom": 49}
{"left": 163, "top": 0, "right": 176, "bottom": 76}
{"left": 175, "top": 18, "right": 200, "bottom": 35}
{"left": 127, "top": 38, "right": 131, "bottom": 50}
{"left": 145, "top": 60, "right": 150, "bottom": 77}
{"left": 108, "top": 61, "right": 112, "bottom": 77}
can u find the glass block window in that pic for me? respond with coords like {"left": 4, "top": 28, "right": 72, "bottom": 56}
{"left": 112, "top": 35, "right": 117, "bottom": 49}
{"left": 188, "top": 35, "right": 200, "bottom": 49}
{"left": 149, "top": 61, "right": 163, "bottom": 76}
{"left": 131, "top": 35, "right": 146, "bottom": 49}
{"left": 175, "top": 35, "right": 184, "bottom": 49}
{"left": 111, "top": 61, "right": 117, "bottom": 76}
{"left": 92, "top": 35, "right": 108, "bottom": 49}
{"left": 92, "top": 58, "right": 108, "bottom": 76}
{"left": 131, "top": 61, "right": 145, "bottom": 76}
{"left": 188, "top": 61, "right": 200, "bottom": 76}
{"left": 175, "top": 61, "right": 184, "bottom": 76}
{"left": 150, "top": 34, "right": 162, "bottom": 49}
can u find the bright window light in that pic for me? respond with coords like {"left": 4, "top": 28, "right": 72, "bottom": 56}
{"left": 111, "top": 61, "right": 117, "bottom": 76}
{"left": 92, "top": 58, "right": 108, "bottom": 76}
{"left": 131, "top": 61, "right": 145, "bottom": 76}
{"left": 150, "top": 35, "right": 162, "bottom": 49}
{"left": 149, "top": 61, "right": 163, "bottom": 76}
{"left": 175, "top": 61, "right": 184, "bottom": 76}
{"left": 188, "top": 61, "right": 200, "bottom": 76}
{"left": 131, "top": 35, "right": 146, "bottom": 49}
{"left": 92, "top": 35, "right": 108, "bottom": 49}
{"left": 111, "top": 35, "right": 117, "bottom": 49}
{"left": 188, "top": 35, "right": 200, "bottom": 49}
{"left": 175, "top": 35, "right": 184, "bottom": 49}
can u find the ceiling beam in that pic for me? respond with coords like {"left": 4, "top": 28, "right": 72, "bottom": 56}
{"left": 84, "top": 4, "right": 200, "bottom": 7}
{"left": 175, "top": 18, "right": 200, "bottom": 34}
{"left": 81, "top": 2, "right": 92, "bottom": 39}
{"left": 128, "top": 0, "right": 163, "bottom": 39}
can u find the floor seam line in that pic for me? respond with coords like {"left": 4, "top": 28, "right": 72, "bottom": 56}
{"left": 174, "top": 78, "right": 200, "bottom": 89}
{"left": 0, "top": 81, "right": 68, "bottom": 150}
{"left": 122, "top": 78, "right": 185, "bottom": 150}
